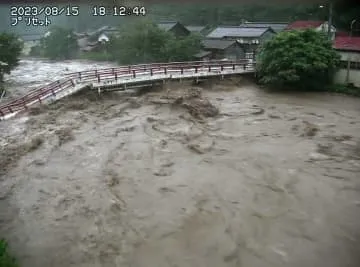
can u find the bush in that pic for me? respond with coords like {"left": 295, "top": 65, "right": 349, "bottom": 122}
{"left": 256, "top": 29, "right": 341, "bottom": 90}
{"left": 0, "top": 239, "right": 19, "bottom": 267}
{"left": 326, "top": 83, "right": 360, "bottom": 96}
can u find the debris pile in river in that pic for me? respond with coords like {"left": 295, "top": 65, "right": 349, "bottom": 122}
{"left": 174, "top": 87, "right": 219, "bottom": 118}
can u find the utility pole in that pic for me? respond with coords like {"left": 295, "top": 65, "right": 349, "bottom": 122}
{"left": 327, "top": 0, "right": 333, "bottom": 40}
{"left": 346, "top": 19, "right": 356, "bottom": 84}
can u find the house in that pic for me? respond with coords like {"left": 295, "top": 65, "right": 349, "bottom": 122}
{"left": 185, "top": 25, "right": 208, "bottom": 36}
{"left": 333, "top": 36, "right": 360, "bottom": 87}
{"left": 76, "top": 26, "right": 119, "bottom": 53}
{"left": 19, "top": 34, "right": 44, "bottom": 55}
{"left": 285, "top": 20, "right": 336, "bottom": 40}
{"left": 87, "top": 26, "right": 119, "bottom": 42}
{"left": 239, "top": 22, "right": 288, "bottom": 33}
{"left": 206, "top": 26, "right": 276, "bottom": 59}
{"left": 157, "top": 21, "right": 190, "bottom": 37}
{"left": 197, "top": 39, "right": 245, "bottom": 61}
{"left": 194, "top": 50, "right": 212, "bottom": 61}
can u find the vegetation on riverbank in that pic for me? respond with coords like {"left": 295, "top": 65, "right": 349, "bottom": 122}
{"left": 256, "top": 29, "right": 341, "bottom": 91}
{"left": 0, "top": 239, "right": 18, "bottom": 267}
{"left": 0, "top": 32, "right": 23, "bottom": 94}
{"left": 326, "top": 83, "right": 360, "bottom": 97}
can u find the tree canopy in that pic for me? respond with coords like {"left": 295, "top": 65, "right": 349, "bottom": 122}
{"left": 42, "top": 27, "right": 78, "bottom": 60}
{"left": 256, "top": 29, "right": 341, "bottom": 90}
{"left": 109, "top": 19, "right": 202, "bottom": 64}
{"left": 0, "top": 32, "right": 23, "bottom": 85}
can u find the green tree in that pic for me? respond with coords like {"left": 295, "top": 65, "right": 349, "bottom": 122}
{"left": 256, "top": 29, "right": 341, "bottom": 90}
{"left": 42, "top": 26, "right": 78, "bottom": 60}
{"left": 111, "top": 19, "right": 171, "bottom": 64}
{"left": 0, "top": 32, "right": 23, "bottom": 79}
{"left": 0, "top": 32, "right": 23, "bottom": 94}
{"left": 162, "top": 33, "right": 202, "bottom": 62}
{"left": 110, "top": 19, "right": 201, "bottom": 64}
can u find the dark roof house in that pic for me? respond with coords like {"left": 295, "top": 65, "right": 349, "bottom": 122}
{"left": 202, "top": 39, "right": 239, "bottom": 50}
{"left": 157, "top": 21, "right": 190, "bottom": 37}
{"left": 239, "top": 22, "right": 288, "bottom": 33}
{"left": 196, "top": 39, "right": 245, "bottom": 60}
{"left": 206, "top": 26, "right": 275, "bottom": 39}
{"left": 194, "top": 50, "right": 212, "bottom": 60}
{"left": 185, "top": 25, "right": 207, "bottom": 34}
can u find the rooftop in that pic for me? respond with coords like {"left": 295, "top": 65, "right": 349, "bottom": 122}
{"left": 285, "top": 21, "right": 324, "bottom": 30}
{"left": 186, "top": 25, "right": 206, "bottom": 33}
{"left": 333, "top": 36, "right": 360, "bottom": 52}
{"left": 207, "top": 26, "right": 272, "bottom": 38}
{"left": 239, "top": 22, "right": 288, "bottom": 32}
{"left": 194, "top": 50, "right": 212, "bottom": 58}
{"left": 157, "top": 21, "right": 178, "bottom": 31}
{"left": 202, "top": 39, "right": 238, "bottom": 50}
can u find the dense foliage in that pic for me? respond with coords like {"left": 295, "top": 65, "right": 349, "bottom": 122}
{"left": 109, "top": 19, "right": 202, "bottom": 64}
{"left": 0, "top": 239, "right": 18, "bottom": 267}
{"left": 256, "top": 29, "right": 341, "bottom": 90}
{"left": 0, "top": 32, "right": 23, "bottom": 83}
{"left": 42, "top": 27, "right": 78, "bottom": 60}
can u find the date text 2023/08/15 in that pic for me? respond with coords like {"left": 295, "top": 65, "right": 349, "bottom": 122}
{"left": 92, "top": 6, "right": 146, "bottom": 16}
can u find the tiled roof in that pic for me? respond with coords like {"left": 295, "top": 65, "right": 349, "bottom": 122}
{"left": 202, "top": 39, "right": 237, "bottom": 50}
{"left": 186, "top": 26, "right": 206, "bottom": 33}
{"left": 194, "top": 50, "right": 212, "bottom": 58}
{"left": 333, "top": 36, "right": 360, "bottom": 52}
{"left": 335, "top": 31, "right": 349, "bottom": 37}
{"left": 157, "top": 21, "right": 178, "bottom": 31}
{"left": 239, "top": 22, "right": 288, "bottom": 32}
{"left": 207, "top": 26, "right": 271, "bottom": 38}
{"left": 285, "top": 21, "right": 323, "bottom": 30}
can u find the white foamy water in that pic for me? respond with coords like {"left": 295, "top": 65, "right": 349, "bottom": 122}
{"left": 3, "top": 58, "right": 119, "bottom": 98}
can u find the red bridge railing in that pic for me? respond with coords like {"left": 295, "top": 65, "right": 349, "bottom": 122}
{"left": 0, "top": 60, "right": 253, "bottom": 118}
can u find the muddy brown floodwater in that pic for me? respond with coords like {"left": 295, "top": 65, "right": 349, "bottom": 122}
{"left": 0, "top": 77, "right": 360, "bottom": 267}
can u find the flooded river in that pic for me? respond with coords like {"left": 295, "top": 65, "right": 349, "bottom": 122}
{"left": 0, "top": 59, "right": 360, "bottom": 267}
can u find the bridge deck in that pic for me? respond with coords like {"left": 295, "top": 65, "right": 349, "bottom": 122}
{"left": 0, "top": 60, "right": 255, "bottom": 120}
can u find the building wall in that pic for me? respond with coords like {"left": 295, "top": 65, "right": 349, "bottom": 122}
{"left": 334, "top": 69, "right": 360, "bottom": 87}
{"left": 206, "top": 43, "right": 245, "bottom": 60}
{"left": 223, "top": 43, "right": 245, "bottom": 60}
{"left": 337, "top": 51, "right": 360, "bottom": 62}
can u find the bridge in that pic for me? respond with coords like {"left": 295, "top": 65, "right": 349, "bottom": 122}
{"left": 0, "top": 60, "right": 255, "bottom": 120}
